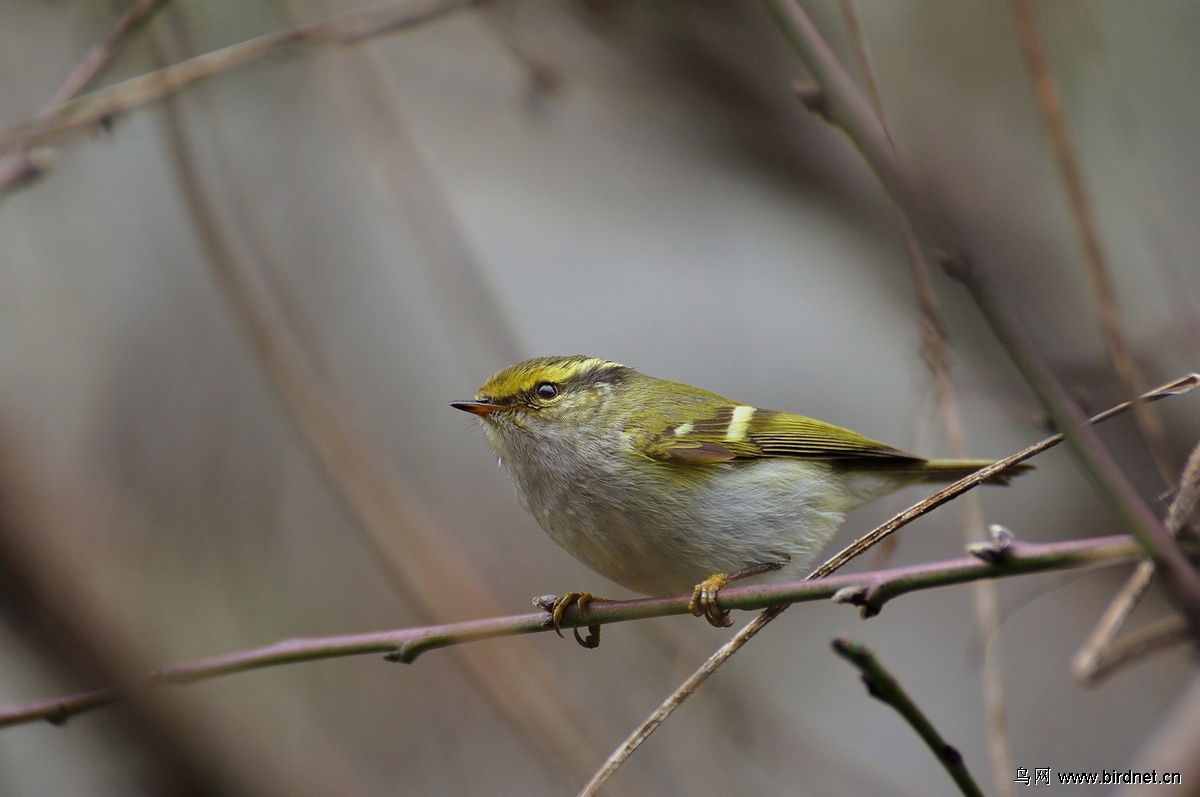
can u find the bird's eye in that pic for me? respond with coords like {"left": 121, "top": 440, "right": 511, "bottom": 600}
{"left": 534, "top": 382, "right": 559, "bottom": 400}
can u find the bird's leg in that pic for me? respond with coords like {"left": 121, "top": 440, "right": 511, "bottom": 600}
{"left": 690, "top": 561, "right": 786, "bottom": 627}
{"left": 550, "top": 592, "right": 603, "bottom": 648}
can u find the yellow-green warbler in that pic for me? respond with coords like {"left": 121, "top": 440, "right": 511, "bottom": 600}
{"left": 453, "top": 355, "right": 1028, "bottom": 635}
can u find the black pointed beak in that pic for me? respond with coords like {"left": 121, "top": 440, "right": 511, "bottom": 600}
{"left": 451, "top": 399, "right": 499, "bottom": 416}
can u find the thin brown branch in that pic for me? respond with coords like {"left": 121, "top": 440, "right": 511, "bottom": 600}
{"left": 1072, "top": 6, "right": 1200, "bottom": 365}
{"left": 0, "top": 0, "right": 477, "bottom": 154}
{"left": 476, "top": 2, "right": 563, "bottom": 101}
{"left": 764, "top": 0, "right": 950, "bottom": 257}
{"left": 1008, "top": 0, "right": 1174, "bottom": 486}
{"left": 838, "top": 0, "right": 889, "bottom": 138}
{"left": 963, "top": 271, "right": 1200, "bottom": 624}
{"left": 0, "top": 535, "right": 1152, "bottom": 733}
{"left": 0, "top": 0, "right": 169, "bottom": 194}
{"left": 164, "top": 6, "right": 334, "bottom": 379}
{"left": 577, "top": 529, "right": 1159, "bottom": 794}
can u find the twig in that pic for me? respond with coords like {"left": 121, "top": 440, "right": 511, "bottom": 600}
{"left": 1074, "top": 440, "right": 1200, "bottom": 684}
{"left": 832, "top": 638, "right": 985, "bottom": 797}
{"left": 0, "top": 535, "right": 1154, "bottom": 732}
{"left": 838, "top": 3, "right": 1014, "bottom": 790}
{"left": 476, "top": 2, "right": 563, "bottom": 101}
{"left": 0, "top": 0, "right": 169, "bottom": 194}
{"left": 0, "top": 0, "right": 477, "bottom": 154}
{"left": 1008, "top": 0, "right": 1174, "bottom": 486}
{"left": 763, "top": 0, "right": 1200, "bottom": 630}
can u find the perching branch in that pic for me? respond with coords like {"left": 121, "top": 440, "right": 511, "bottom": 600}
{"left": 0, "top": 534, "right": 1155, "bottom": 732}
{"left": 833, "top": 637, "right": 985, "bottom": 797}
{"left": 572, "top": 534, "right": 1157, "bottom": 797}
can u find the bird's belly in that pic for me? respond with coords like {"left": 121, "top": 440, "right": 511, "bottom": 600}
{"left": 531, "top": 458, "right": 857, "bottom": 596}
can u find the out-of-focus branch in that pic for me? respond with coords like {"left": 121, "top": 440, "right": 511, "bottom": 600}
{"left": 965, "top": 281, "right": 1200, "bottom": 625}
{"left": 762, "top": 0, "right": 1200, "bottom": 632}
{"left": 0, "top": 0, "right": 477, "bottom": 154}
{"left": 0, "top": 0, "right": 169, "bottom": 195}
{"left": 1008, "top": 0, "right": 1174, "bottom": 485}
{"left": 832, "top": 638, "right": 985, "bottom": 797}
{"left": 0, "top": 534, "right": 1154, "bottom": 733}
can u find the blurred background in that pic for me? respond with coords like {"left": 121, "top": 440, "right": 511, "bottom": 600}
{"left": 1, "top": 1, "right": 1198, "bottom": 794}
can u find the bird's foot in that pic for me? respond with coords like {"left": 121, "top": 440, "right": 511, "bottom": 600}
{"left": 689, "top": 574, "right": 733, "bottom": 627}
{"left": 550, "top": 592, "right": 603, "bottom": 649}
{"left": 689, "top": 561, "right": 788, "bottom": 628}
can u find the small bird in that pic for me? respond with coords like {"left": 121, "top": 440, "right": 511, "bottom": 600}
{"left": 453, "top": 355, "right": 1028, "bottom": 635}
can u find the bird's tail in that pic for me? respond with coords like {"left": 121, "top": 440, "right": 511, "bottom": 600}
{"left": 907, "top": 459, "right": 1033, "bottom": 486}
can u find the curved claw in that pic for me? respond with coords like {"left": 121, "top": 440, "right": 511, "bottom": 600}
{"left": 689, "top": 573, "right": 733, "bottom": 628}
{"left": 550, "top": 592, "right": 603, "bottom": 649}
